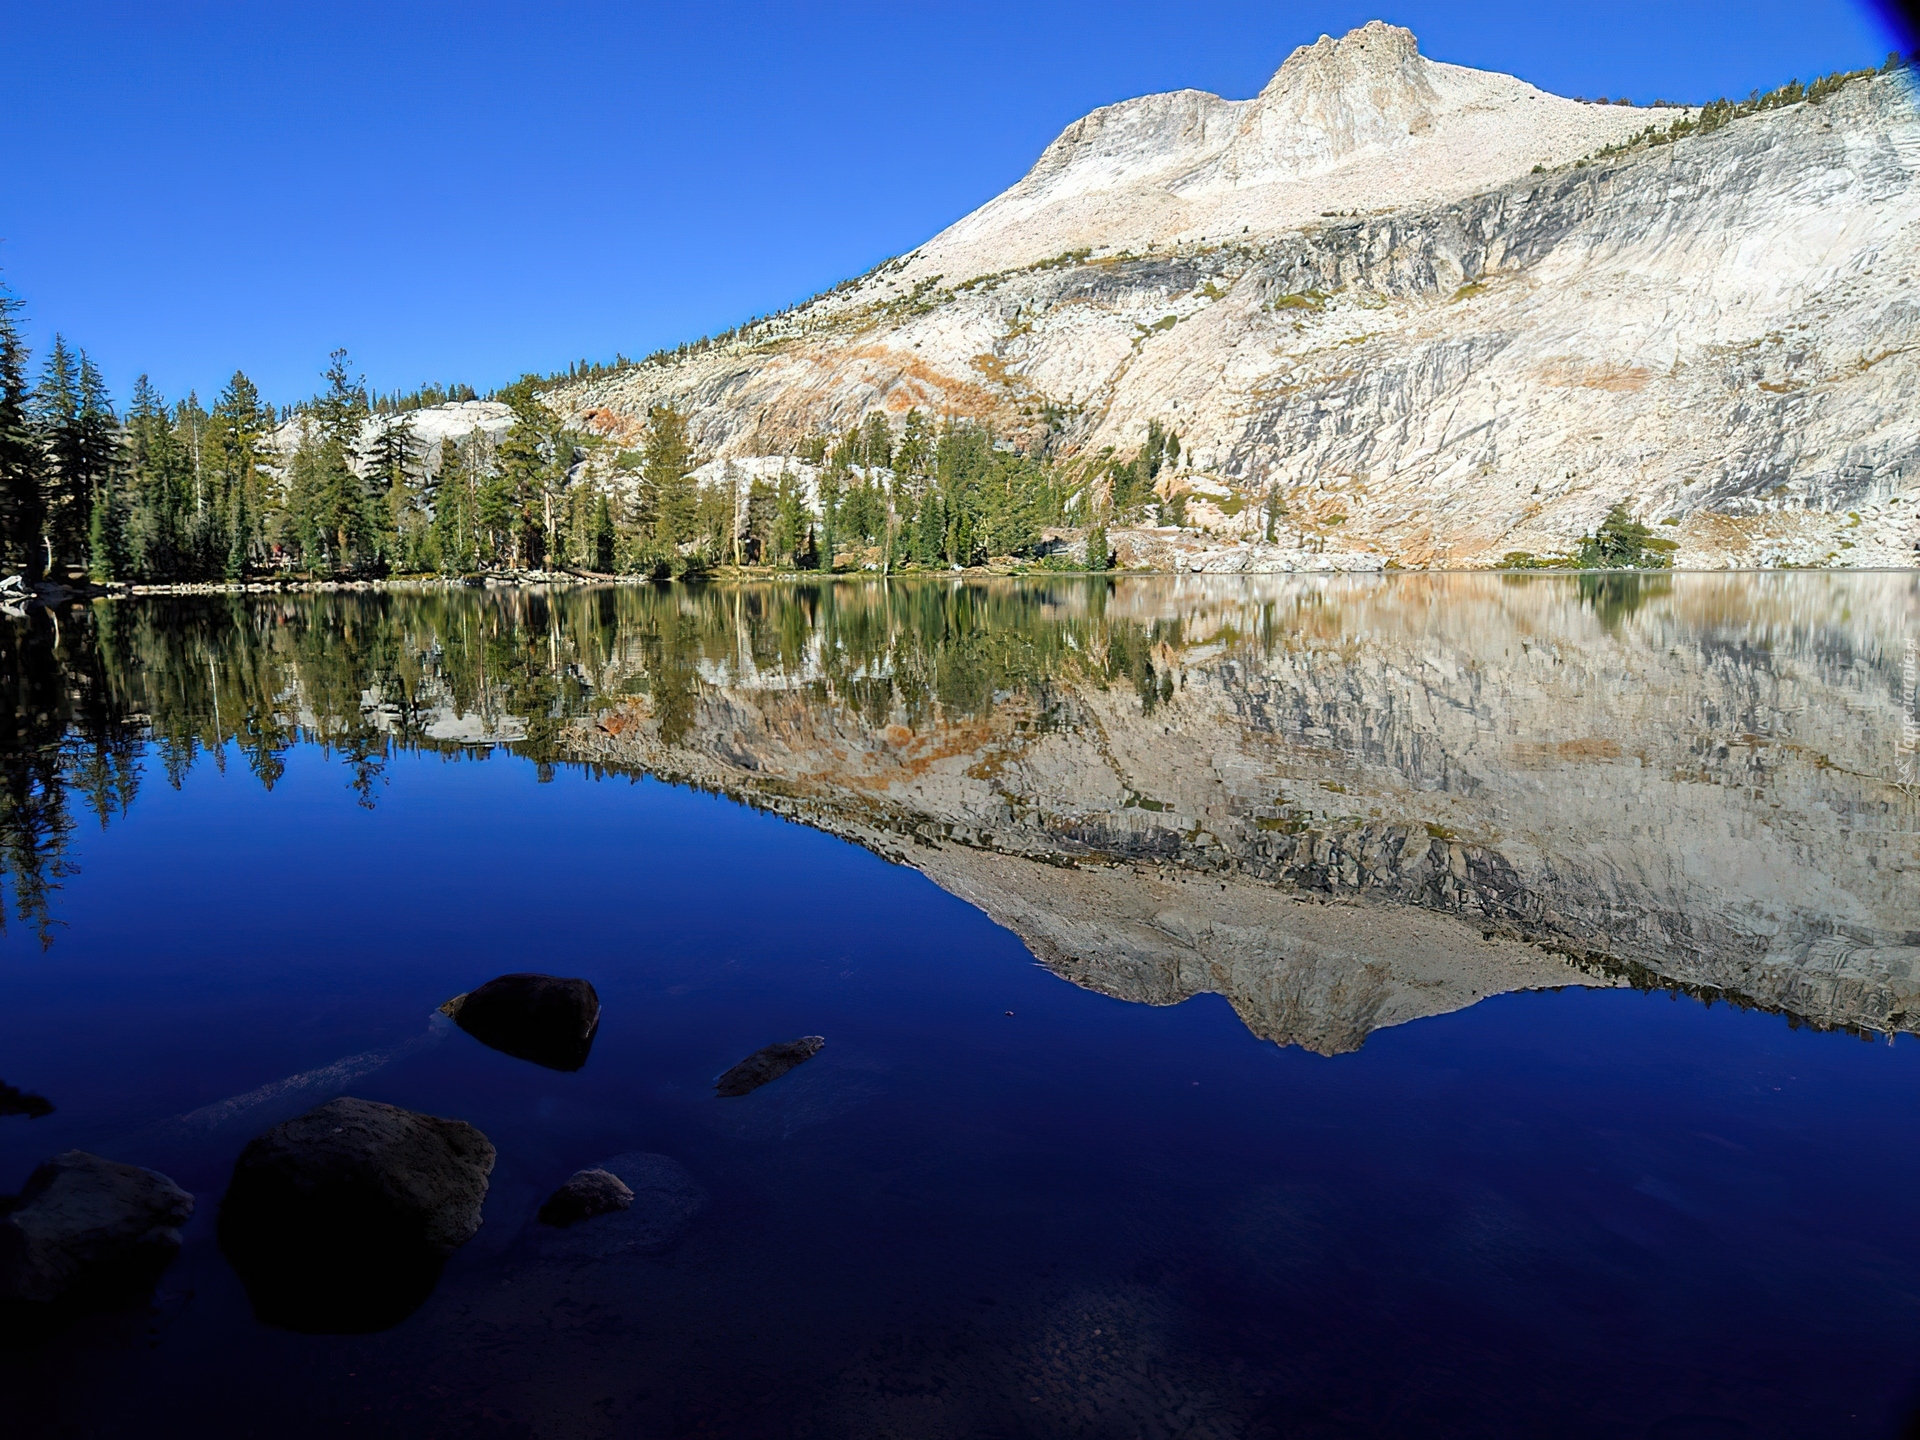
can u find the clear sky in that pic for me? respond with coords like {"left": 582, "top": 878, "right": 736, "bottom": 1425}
{"left": 2, "top": 0, "right": 1912, "bottom": 408}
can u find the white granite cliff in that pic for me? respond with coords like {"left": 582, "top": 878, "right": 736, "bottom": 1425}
{"left": 537, "top": 23, "right": 1920, "bottom": 570}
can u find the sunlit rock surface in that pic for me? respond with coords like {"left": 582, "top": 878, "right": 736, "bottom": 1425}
{"left": 535, "top": 25, "right": 1919, "bottom": 570}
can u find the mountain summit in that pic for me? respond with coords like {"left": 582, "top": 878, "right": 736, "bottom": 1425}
{"left": 542, "top": 23, "right": 1920, "bottom": 571}
{"left": 913, "top": 21, "right": 1651, "bottom": 278}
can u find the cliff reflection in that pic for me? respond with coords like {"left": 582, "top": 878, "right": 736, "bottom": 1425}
{"left": 5, "top": 576, "right": 1916, "bottom": 1051}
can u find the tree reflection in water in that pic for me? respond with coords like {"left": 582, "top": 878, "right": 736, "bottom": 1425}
{"left": 0, "top": 581, "right": 1136, "bottom": 943}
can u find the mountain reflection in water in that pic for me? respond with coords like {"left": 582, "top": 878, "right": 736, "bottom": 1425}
{"left": 5, "top": 573, "right": 1916, "bottom": 1049}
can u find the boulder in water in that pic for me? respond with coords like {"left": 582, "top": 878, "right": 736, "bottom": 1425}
{"left": 715, "top": 1036, "right": 824, "bottom": 1097}
{"left": 442, "top": 973, "right": 601, "bottom": 1071}
{"left": 0, "top": 1080, "right": 52, "bottom": 1120}
{"left": 537, "top": 1169, "right": 633, "bottom": 1227}
{"left": 219, "top": 1096, "right": 495, "bottom": 1333}
{"left": 524, "top": 1152, "right": 704, "bottom": 1262}
{"left": 0, "top": 1151, "right": 193, "bottom": 1308}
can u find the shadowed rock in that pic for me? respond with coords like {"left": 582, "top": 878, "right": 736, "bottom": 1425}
{"left": 442, "top": 973, "right": 601, "bottom": 1071}
{"left": 219, "top": 1097, "right": 495, "bottom": 1334}
{"left": 537, "top": 1169, "right": 633, "bottom": 1227}
{"left": 0, "top": 1151, "right": 193, "bottom": 1324}
{"left": 715, "top": 1036, "right": 825, "bottom": 1097}
{"left": 524, "top": 1153, "right": 704, "bottom": 1262}
{"left": 0, "top": 1080, "right": 52, "bottom": 1120}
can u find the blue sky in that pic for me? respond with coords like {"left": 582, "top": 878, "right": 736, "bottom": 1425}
{"left": 2, "top": 1, "right": 1911, "bottom": 407}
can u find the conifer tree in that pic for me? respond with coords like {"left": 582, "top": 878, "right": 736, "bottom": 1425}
{"left": 915, "top": 482, "right": 943, "bottom": 566}
{"left": 745, "top": 476, "right": 776, "bottom": 564}
{"left": 862, "top": 411, "right": 893, "bottom": 470}
{"left": 209, "top": 371, "right": 271, "bottom": 578}
{"left": 590, "top": 490, "right": 616, "bottom": 573}
{"left": 88, "top": 473, "right": 128, "bottom": 582}
{"left": 125, "top": 376, "right": 188, "bottom": 578}
{"left": 33, "top": 336, "right": 84, "bottom": 576}
{"left": 644, "top": 405, "right": 695, "bottom": 551}
{"left": 367, "top": 413, "right": 423, "bottom": 569}
{"left": 432, "top": 432, "right": 477, "bottom": 572}
{"left": 494, "top": 384, "right": 573, "bottom": 569}
{"left": 75, "top": 353, "right": 119, "bottom": 542}
{"left": 313, "top": 350, "right": 373, "bottom": 571}
{"left": 1085, "top": 514, "right": 1109, "bottom": 571}
{"left": 0, "top": 280, "right": 43, "bottom": 577}
{"left": 771, "top": 468, "right": 806, "bottom": 567}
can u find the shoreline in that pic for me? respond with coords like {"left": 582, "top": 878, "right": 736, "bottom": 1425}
{"left": 86, "top": 563, "right": 1920, "bottom": 598}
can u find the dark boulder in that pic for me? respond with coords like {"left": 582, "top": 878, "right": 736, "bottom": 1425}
{"left": 442, "top": 973, "right": 601, "bottom": 1071}
{"left": 524, "top": 1153, "right": 705, "bottom": 1262}
{"left": 219, "top": 1096, "right": 495, "bottom": 1333}
{"left": 537, "top": 1169, "right": 633, "bottom": 1227}
{"left": 0, "top": 1151, "right": 193, "bottom": 1311}
{"left": 0, "top": 1079, "right": 52, "bottom": 1119}
{"left": 715, "top": 1036, "right": 824, "bottom": 1097}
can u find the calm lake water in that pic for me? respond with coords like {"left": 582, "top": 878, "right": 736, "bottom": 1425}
{"left": 3, "top": 574, "right": 1919, "bottom": 1439}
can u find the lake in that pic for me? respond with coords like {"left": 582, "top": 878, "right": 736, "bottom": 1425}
{"left": 3, "top": 573, "right": 1919, "bottom": 1439}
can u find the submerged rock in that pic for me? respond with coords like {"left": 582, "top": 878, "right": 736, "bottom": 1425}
{"left": 715, "top": 1036, "right": 825, "bottom": 1097}
{"left": 0, "top": 1080, "right": 53, "bottom": 1120}
{"left": 442, "top": 973, "right": 601, "bottom": 1071}
{"left": 524, "top": 1152, "right": 704, "bottom": 1261}
{"left": 537, "top": 1169, "right": 633, "bottom": 1227}
{"left": 219, "top": 1096, "right": 495, "bottom": 1333}
{"left": 0, "top": 1151, "right": 193, "bottom": 1308}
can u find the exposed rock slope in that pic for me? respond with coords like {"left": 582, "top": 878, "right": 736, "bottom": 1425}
{"left": 543, "top": 25, "right": 1920, "bottom": 570}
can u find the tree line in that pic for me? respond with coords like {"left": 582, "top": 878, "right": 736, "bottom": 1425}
{"left": 0, "top": 272, "right": 1188, "bottom": 585}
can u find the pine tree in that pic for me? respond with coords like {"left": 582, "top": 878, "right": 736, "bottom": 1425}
{"left": 590, "top": 490, "right": 616, "bottom": 573}
{"left": 210, "top": 371, "right": 270, "bottom": 578}
{"left": 745, "top": 476, "right": 776, "bottom": 564}
{"left": 69, "top": 354, "right": 126, "bottom": 582}
{"left": 88, "top": 474, "right": 127, "bottom": 582}
{"left": 862, "top": 411, "right": 893, "bottom": 470}
{"left": 33, "top": 336, "right": 83, "bottom": 577}
{"left": 494, "top": 384, "right": 571, "bottom": 570}
{"left": 126, "top": 376, "right": 189, "bottom": 578}
{"left": 1084, "top": 515, "right": 1108, "bottom": 571}
{"left": 915, "top": 483, "right": 943, "bottom": 566}
{"left": 771, "top": 468, "right": 805, "bottom": 567}
{"left": 366, "top": 413, "right": 422, "bottom": 570}
{"left": 313, "top": 350, "right": 373, "bottom": 571}
{"left": 432, "top": 432, "right": 477, "bottom": 572}
{"left": 644, "top": 405, "right": 695, "bottom": 551}
{"left": 0, "top": 279, "right": 43, "bottom": 578}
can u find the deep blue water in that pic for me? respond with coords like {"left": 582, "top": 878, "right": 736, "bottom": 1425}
{"left": 6, "top": 739, "right": 1920, "bottom": 1438}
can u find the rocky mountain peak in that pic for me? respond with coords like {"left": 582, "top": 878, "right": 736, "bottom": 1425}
{"left": 903, "top": 20, "right": 1650, "bottom": 278}
{"left": 1201, "top": 20, "right": 1443, "bottom": 192}
{"left": 1257, "top": 20, "right": 1433, "bottom": 110}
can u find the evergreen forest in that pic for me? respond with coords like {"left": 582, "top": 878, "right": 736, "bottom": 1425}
{"left": 0, "top": 275, "right": 1182, "bottom": 587}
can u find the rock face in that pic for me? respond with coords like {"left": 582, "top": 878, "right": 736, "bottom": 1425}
{"left": 715, "top": 1037, "right": 826, "bottom": 1097}
{"left": 266, "top": 399, "right": 511, "bottom": 485}
{"left": 219, "top": 1097, "right": 496, "bottom": 1333}
{"left": 537, "top": 1169, "right": 633, "bottom": 1227}
{"left": 443, "top": 973, "right": 601, "bottom": 1071}
{"left": 524, "top": 1153, "right": 705, "bottom": 1262}
{"left": 0, "top": 1151, "right": 193, "bottom": 1308}
{"left": 540, "top": 26, "right": 1920, "bottom": 570}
